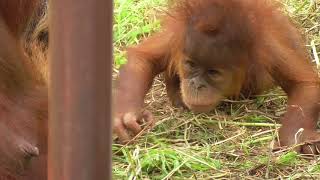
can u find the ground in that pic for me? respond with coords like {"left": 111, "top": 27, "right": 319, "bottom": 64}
{"left": 112, "top": 0, "right": 320, "bottom": 179}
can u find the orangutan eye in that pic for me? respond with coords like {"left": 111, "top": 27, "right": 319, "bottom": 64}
{"left": 207, "top": 69, "right": 220, "bottom": 76}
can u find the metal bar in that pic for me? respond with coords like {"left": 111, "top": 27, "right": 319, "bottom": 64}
{"left": 48, "top": 0, "right": 113, "bottom": 179}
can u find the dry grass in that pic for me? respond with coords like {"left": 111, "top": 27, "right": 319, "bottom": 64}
{"left": 112, "top": 0, "right": 320, "bottom": 179}
{"left": 24, "top": 0, "right": 320, "bottom": 179}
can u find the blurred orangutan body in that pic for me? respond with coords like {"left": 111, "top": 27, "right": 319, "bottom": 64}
{"left": 0, "top": 0, "right": 47, "bottom": 179}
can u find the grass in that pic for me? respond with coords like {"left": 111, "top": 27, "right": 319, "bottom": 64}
{"left": 113, "top": 0, "right": 166, "bottom": 69}
{"left": 112, "top": 0, "right": 320, "bottom": 179}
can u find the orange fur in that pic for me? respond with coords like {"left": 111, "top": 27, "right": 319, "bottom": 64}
{"left": 114, "top": 0, "right": 320, "bottom": 154}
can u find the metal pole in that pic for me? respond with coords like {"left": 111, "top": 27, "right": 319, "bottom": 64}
{"left": 48, "top": 0, "right": 113, "bottom": 179}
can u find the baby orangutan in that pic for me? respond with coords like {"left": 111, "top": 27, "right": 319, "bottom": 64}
{"left": 114, "top": 0, "right": 320, "bottom": 154}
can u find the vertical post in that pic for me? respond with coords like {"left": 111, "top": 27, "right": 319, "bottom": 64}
{"left": 48, "top": 0, "right": 113, "bottom": 179}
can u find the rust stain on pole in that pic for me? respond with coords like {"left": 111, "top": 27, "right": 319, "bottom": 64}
{"left": 48, "top": 0, "right": 113, "bottom": 179}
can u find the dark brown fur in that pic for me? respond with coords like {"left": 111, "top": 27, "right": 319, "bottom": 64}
{"left": 114, "top": 0, "right": 320, "bottom": 154}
